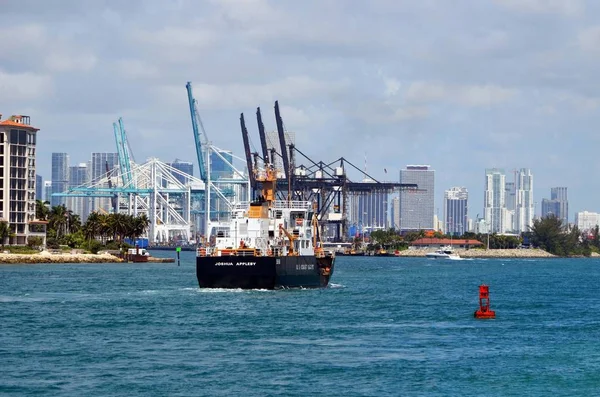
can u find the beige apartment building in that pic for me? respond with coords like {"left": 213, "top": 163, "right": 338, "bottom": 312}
{"left": 0, "top": 114, "right": 45, "bottom": 245}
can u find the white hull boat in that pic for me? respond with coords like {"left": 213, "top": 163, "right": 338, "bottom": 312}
{"left": 425, "top": 246, "right": 461, "bottom": 260}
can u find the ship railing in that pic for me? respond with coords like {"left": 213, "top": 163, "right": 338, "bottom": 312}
{"left": 232, "top": 202, "right": 250, "bottom": 211}
{"left": 236, "top": 249, "right": 257, "bottom": 257}
{"left": 272, "top": 200, "right": 311, "bottom": 210}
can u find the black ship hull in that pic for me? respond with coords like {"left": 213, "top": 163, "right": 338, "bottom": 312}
{"left": 196, "top": 255, "right": 335, "bottom": 289}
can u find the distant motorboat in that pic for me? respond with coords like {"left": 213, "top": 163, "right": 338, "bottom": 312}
{"left": 425, "top": 246, "right": 461, "bottom": 260}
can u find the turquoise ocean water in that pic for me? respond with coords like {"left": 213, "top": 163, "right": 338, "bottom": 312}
{"left": 1, "top": 253, "right": 600, "bottom": 396}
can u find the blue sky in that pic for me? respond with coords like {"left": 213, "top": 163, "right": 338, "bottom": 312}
{"left": 0, "top": 0, "right": 598, "bottom": 219}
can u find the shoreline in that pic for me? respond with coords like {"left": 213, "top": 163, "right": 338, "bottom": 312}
{"left": 393, "top": 248, "right": 600, "bottom": 258}
{"left": 394, "top": 248, "right": 555, "bottom": 258}
{"left": 0, "top": 250, "right": 177, "bottom": 264}
{"left": 0, "top": 251, "right": 124, "bottom": 264}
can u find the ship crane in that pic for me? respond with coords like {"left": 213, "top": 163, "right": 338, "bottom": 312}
{"left": 278, "top": 224, "right": 297, "bottom": 256}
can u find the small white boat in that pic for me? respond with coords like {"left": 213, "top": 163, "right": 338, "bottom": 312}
{"left": 425, "top": 246, "right": 461, "bottom": 260}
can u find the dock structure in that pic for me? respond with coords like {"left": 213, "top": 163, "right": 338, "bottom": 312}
{"left": 241, "top": 101, "right": 419, "bottom": 241}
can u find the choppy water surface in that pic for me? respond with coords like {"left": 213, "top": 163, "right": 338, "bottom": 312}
{"left": 2, "top": 253, "right": 600, "bottom": 396}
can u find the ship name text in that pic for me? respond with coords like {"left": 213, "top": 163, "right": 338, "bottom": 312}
{"left": 215, "top": 262, "right": 256, "bottom": 266}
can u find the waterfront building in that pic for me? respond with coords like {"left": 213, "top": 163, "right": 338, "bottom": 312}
{"left": 484, "top": 168, "right": 506, "bottom": 233}
{"left": 444, "top": 187, "right": 468, "bottom": 236}
{"left": 575, "top": 211, "right": 600, "bottom": 231}
{"left": 399, "top": 165, "right": 434, "bottom": 231}
{"left": 0, "top": 115, "right": 42, "bottom": 244}
{"left": 515, "top": 168, "right": 534, "bottom": 234}
{"left": 51, "top": 153, "right": 69, "bottom": 207}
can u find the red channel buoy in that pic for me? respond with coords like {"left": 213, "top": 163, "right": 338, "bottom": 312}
{"left": 474, "top": 284, "right": 495, "bottom": 319}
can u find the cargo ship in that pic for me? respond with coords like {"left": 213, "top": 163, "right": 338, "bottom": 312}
{"left": 196, "top": 167, "right": 335, "bottom": 289}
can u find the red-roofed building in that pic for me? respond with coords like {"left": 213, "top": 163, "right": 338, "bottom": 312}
{"left": 0, "top": 114, "right": 41, "bottom": 245}
{"left": 411, "top": 238, "right": 483, "bottom": 249}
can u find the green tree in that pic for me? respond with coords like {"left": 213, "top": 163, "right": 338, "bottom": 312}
{"left": 35, "top": 200, "right": 50, "bottom": 220}
{"left": 530, "top": 214, "right": 584, "bottom": 256}
{"left": 0, "top": 221, "right": 10, "bottom": 248}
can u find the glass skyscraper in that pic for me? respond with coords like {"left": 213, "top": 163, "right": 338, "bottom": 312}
{"left": 67, "top": 163, "right": 90, "bottom": 220}
{"left": 444, "top": 187, "right": 468, "bottom": 236}
{"left": 515, "top": 168, "right": 534, "bottom": 234}
{"left": 90, "top": 152, "right": 119, "bottom": 213}
{"left": 399, "top": 165, "right": 434, "bottom": 231}
{"left": 51, "top": 153, "right": 69, "bottom": 207}
{"left": 35, "top": 174, "right": 42, "bottom": 201}
{"left": 542, "top": 187, "right": 568, "bottom": 226}
{"left": 484, "top": 168, "right": 506, "bottom": 233}
{"left": 210, "top": 150, "right": 233, "bottom": 179}
{"left": 168, "top": 159, "right": 193, "bottom": 184}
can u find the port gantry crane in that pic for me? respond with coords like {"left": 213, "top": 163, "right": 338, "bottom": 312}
{"left": 240, "top": 101, "right": 419, "bottom": 241}
{"left": 186, "top": 81, "right": 250, "bottom": 239}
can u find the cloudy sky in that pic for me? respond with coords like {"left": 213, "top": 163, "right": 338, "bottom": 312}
{"left": 1, "top": 0, "right": 599, "bottom": 219}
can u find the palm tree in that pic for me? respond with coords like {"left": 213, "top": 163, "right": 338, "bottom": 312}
{"left": 132, "top": 214, "right": 150, "bottom": 241}
{"left": 35, "top": 200, "right": 50, "bottom": 221}
{"left": 83, "top": 212, "right": 102, "bottom": 242}
{"left": 0, "top": 221, "right": 9, "bottom": 248}
{"left": 70, "top": 214, "right": 82, "bottom": 233}
{"left": 49, "top": 205, "right": 68, "bottom": 238}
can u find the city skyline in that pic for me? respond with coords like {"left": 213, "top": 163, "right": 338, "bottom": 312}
{"left": 40, "top": 147, "right": 595, "bottom": 234}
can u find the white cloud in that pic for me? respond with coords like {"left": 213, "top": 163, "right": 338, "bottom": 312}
{"left": 44, "top": 52, "right": 97, "bottom": 73}
{"left": 404, "top": 82, "right": 517, "bottom": 107}
{"left": 494, "top": 0, "right": 584, "bottom": 16}
{"left": 0, "top": 70, "right": 53, "bottom": 101}
{"left": 159, "top": 76, "right": 349, "bottom": 110}
{"left": 384, "top": 78, "right": 401, "bottom": 97}
{"left": 405, "top": 82, "right": 447, "bottom": 103}
{"left": 114, "top": 59, "right": 159, "bottom": 79}
{"left": 456, "top": 85, "right": 517, "bottom": 106}
{"left": 578, "top": 26, "right": 600, "bottom": 53}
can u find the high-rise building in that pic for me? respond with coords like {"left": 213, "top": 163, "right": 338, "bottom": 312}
{"left": 90, "top": 152, "right": 119, "bottom": 213}
{"left": 552, "top": 187, "right": 568, "bottom": 225}
{"left": 391, "top": 196, "right": 400, "bottom": 229}
{"left": 542, "top": 187, "right": 569, "bottom": 226}
{"left": 35, "top": 174, "right": 42, "bottom": 201}
{"left": 67, "top": 163, "right": 90, "bottom": 220}
{"left": 444, "top": 187, "right": 468, "bottom": 236}
{"left": 515, "top": 168, "right": 534, "bottom": 234}
{"left": 168, "top": 159, "right": 193, "bottom": 184}
{"left": 399, "top": 165, "right": 434, "bottom": 231}
{"left": 356, "top": 190, "right": 389, "bottom": 231}
{"left": 0, "top": 115, "right": 40, "bottom": 244}
{"left": 210, "top": 150, "right": 233, "bottom": 179}
{"left": 505, "top": 181, "right": 516, "bottom": 211}
{"left": 541, "top": 199, "right": 560, "bottom": 219}
{"left": 44, "top": 181, "right": 52, "bottom": 202}
{"left": 484, "top": 168, "right": 506, "bottom": 233}
{"left": 575, "top": 211, "right": 600, "bottom": 231}
{"left": 51, "top": 152, "right": 69, "bottom": 207}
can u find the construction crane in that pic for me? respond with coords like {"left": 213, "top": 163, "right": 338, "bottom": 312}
{"left": 113, "top": 121, "right": 127, "bottom": 186}
{"left": 186, "top": 82, "right": 207, "bottom": 182}
{"left": 118, "top": 118, "right": 134, "bottom": 186}
{"left": 256, "top": 107, "right": 270, "bottom": 165}
{"left": 240, "top": 113, "right": 256, "bottom": 192}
